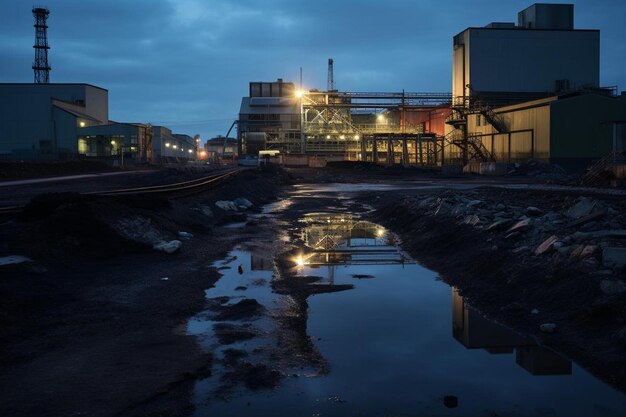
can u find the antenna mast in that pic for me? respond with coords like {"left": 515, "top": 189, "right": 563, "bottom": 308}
{"left": 32, "top": 6, "right": 51, "bottom": 84}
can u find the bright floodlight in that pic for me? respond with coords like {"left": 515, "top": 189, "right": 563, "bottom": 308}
{"left": 110, "top": 140, "right": 116, "bottom": 146}
{"left": 377, "top": 114, "right": 385, "bottom": 122}
{"left": 296, "top": 255, "right": 304, "bottom": 266}
{"left": 295, "top": 89, "right": 304, "bottom": 98}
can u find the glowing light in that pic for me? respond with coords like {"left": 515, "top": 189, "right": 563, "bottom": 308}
{"left": 165, "top": 142, "right": 171, "bottom": 147}
{"left": 173, "top": 145, "right": 178, "bottom": 149}
{"left": 295, "top": 89, "right": 304, "bottom": 98}
{"left": 376, "top": 228, "right": 385, "bottom": 237}
{"left": 188, "top": 149, "right": 193, "bottom": 153}
{"left": 326, "top": 135, "right": 331, "bottom": 139}
{"left": 377, "top": 114, "right": 385, "bottom": 122}
{"left": 110, "top": 140, "right": 116, "bottom": 146}
{"left": 79, "top": 121, "right": 85, "bottom": 127}
{"left": 339, "top": 135, "right": 345, "bottom": 140}
{"left": 296, "top": 255, "right": 304, "bottom": 266}
{"left": 200, "top": 151, "right": 207, "bottom": 157}
{"left": 354, "top": 135, "right": 360, "bottom": 140}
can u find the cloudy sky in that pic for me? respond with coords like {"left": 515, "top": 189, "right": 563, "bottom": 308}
{"left": 1, "top": 0, "right": 625, "bottom": 139}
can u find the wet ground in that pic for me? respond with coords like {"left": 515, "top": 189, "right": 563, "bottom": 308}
{"left": 186, "top": 183, "right": 626, "bottom": 416}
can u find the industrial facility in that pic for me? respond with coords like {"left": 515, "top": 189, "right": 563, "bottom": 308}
{"left": 237, "top": 3, "right": 626, "bottom": 170}
{"left": 1, "top": 3, "right": 625, "bottom": 171}
{"left": 0, "top": 7, "right": 197, "bottom": 164}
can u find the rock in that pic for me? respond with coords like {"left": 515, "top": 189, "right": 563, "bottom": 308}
{"left": 600, "top": 279, "right": 626, "bottom": 295}
{"left": 467, "top": 200, "right": 482, "bottom": 208}
{"left": 582, "top": 257, "right": 599, "bottom": 268}
{"left": 512, "top": 246, "right": 529, "bottom": 253}
{"left": 463, "top": 214, "right": 481, "bottom": 226}
{"left": 571, "top": 230, "right": 626, "bottom": 240}
{"left": 535, "top": 235, "right": 558, "bottom": 255}
{"left": 540, "top": 323, "right": 557, "bottom": 333}
{"left": 602, "top": 247, "right": 626, "bottom": 267}
{"left": 526, "top": 206, "right": 542, "bottom": 216}
{"left": 506, "top": 218, "right": 531, "bottom": 234}
{"left": 0, "top": 255, "right": 32, "bottom": 266}
{"left": 495, "top": 203, "right": 506, "bottom": 210}
{"left": 234, "top": 197, "right": 254, "bottom": 209}
{"left": 566, "top": 197, "right": 597, "bottom": 219}
{"left": 153, "top": 240, "right": 182, "bottom": 254}
{"left": 178, "top": 231, "right": 194, "bottom": 240}
{"left": 215, "top": 200, "right": 238, "bottom": 211}
{"left": 196, "top": 205, "right": 214, "bottom": 217}
{"left": 531, "top": 309, "right": 539, "bottom": 314}
{"left": 556, "top": 245, "right": 572, "bottom": 256}
{"left": 580, "top": 245, "right": 598, "bottom": 258}
{"left": 491, "top": 245, "right": 498, "bottom": 251}
{"left": 487, "top": 219, "right": 511, "bottom": 231}
{"left": 418, "top": 197, "right": 437, "bottom": 209}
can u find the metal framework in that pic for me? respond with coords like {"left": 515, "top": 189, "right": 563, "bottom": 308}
{"left": 262, "top": 90, "right": 452, "bottom": 165}
{"left": 32, "top": 7, "right": 51, "bottom": 84}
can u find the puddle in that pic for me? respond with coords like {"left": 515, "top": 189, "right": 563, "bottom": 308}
{"left": 190, "top": 213, "right": 626, "bottom": 416}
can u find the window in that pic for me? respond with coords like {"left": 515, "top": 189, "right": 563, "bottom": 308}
{"left": 476, "top": 115, "right": 482, "bottom": 127}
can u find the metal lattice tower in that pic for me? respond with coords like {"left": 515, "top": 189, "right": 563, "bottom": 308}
{"left": 32, "top": 7, "right": 51, "bottom": 84}
{"left": 327, "top": 58, "right": 335, "bottom": 91}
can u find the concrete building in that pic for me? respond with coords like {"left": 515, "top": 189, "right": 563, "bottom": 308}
{"left": 77, "top": 122, "right": 152, "bottom": 163}
{"left": 446, "top": 3, "right": 626, "bottom": 169}
{"left": 238, "top": 79, "right": 300, "bottom": 155}
{"left": 205, "top": 136, "right": 238, "bottom": 160}
{"left": 452, "top": 3, "right": 599, "bottom": 104}
{"left": 152, "top": 126, "right": 197, "bottom": 162}
{"left": 0, "top": 83, "right": 108, "bottom": 159}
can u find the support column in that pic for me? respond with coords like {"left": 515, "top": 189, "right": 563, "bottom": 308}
{"left": 373, "top": 139, "right": 378, "bottom": 163}
{"left": 402, "top": 138, "right": 409, "bottom": 166}
{"left": 360, "top": 136, "right": 366, "bottom": 162}
{"left": 419, "top": 137, "right": 423, "bottom": 165}
{"left": 387, "top": 138, "right": 393, "bottom": 166}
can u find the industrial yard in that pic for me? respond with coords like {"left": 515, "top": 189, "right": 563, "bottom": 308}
{"left": 1, "top": 1, "right": 626, "bottom": 417}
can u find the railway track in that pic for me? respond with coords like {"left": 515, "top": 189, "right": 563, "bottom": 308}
{"left": 0, "top": 167, "right": 249, "bottom": 220}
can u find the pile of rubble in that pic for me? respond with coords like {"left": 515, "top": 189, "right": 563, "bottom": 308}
{"left": 506, "top": 159, "right": 573, "bottom": 182}
{"left": 408, "top": 193, "right": 626, "bottom": 295}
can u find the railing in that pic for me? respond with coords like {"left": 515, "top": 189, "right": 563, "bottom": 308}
{"left": 579, "top": 151, "right": 626, "bottom": 186}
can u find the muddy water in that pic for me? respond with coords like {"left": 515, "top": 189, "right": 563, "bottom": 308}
{"left": 189, "top": 213, "right": 626, "bottom": 417}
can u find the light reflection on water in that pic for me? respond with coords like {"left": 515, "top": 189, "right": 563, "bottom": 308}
{"left": 191, "top": 213, "right": 626, "bottom": 417}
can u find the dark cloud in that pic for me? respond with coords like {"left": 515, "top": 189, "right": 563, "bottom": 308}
{"left": 1, "top": 0, "right": 625, "bottom": 138}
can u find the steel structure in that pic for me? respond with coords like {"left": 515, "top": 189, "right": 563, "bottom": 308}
{"left": 262, "top": 90, "right": 453, "bottom": 165}
{"left": 32, "top": 7, "right": 51, "bottom": 84}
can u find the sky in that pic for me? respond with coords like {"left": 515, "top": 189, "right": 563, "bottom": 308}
{"left": 1, "top": 0, "right": 625, "bottom": 139}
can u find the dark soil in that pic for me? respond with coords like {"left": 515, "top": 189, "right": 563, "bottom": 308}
{"left": 0, "top": 167, "right": 286, "bottom": 417}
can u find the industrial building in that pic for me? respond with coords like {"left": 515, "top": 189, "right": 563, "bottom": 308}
{"left": 237, "top": 78, "right": 452, "bottom": 164}
{"left": 236, "top": 3, "right": 625, "bottom": 171}
{"left": 152, "top": 127, "right": 197, "bottom": 162}
{"left": 445, "top": 3, "right": 626, "bottom": 168}
{"left": 205, "top": 136, "right": 238, "bottom": 161}
{"left": 0, "top": 83, "right": 198, "bottom": 163}
{"left": 0, "top": 83, "right": 108, "bottom": 159}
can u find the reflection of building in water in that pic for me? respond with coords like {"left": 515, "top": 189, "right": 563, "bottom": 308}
{"left": 452, "top": 289, "right": 571, "bottom": 376}
{"left": 249, "top": 245, "right": 274, "bottom": 271}
{"left": 301, "top": 213, "right": 386, "bottom": 250}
